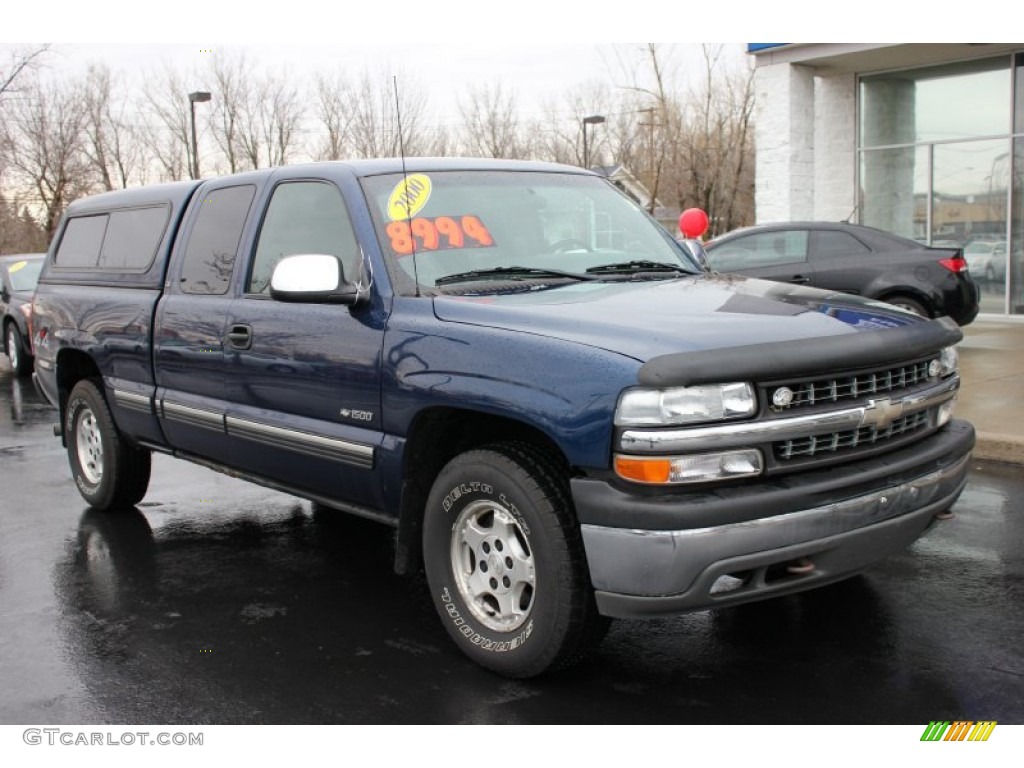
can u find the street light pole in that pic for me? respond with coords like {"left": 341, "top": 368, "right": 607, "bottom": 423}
{"left": 582, "top": 114, "right": 606, "bottom": 169}
{"left": 188, "top": 91, "right": 212, "bottom": 180}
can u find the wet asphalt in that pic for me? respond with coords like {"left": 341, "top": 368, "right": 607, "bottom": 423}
{"left": 0, "top": 364, "right": 1021, "bottom": 725}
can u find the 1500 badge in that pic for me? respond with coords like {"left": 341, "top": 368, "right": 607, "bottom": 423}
{"left": 339, "top": 408, "right": 373, "bottom": 422}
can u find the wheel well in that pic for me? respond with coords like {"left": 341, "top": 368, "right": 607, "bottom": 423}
{"left": 55, "top": 350, "right": 102, "bottom": 436}
{"left": 393, "top": 407, "right": 569, "bottom": 575}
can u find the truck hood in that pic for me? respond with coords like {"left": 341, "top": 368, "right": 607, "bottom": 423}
{"left": 432, "top": 275, "right": 921, "bottom": 364}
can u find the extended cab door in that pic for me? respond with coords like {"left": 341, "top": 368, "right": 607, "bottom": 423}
{"left": 154, "top": 181, "right": 260, "bottom": 462}
{"left": 223, "top": 175, "right": 388, "bottom": 511}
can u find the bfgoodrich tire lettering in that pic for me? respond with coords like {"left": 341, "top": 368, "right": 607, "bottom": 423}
{"left": 423, "top": 443, "right": 608, "bottom": 677}
{"left": 65, "top": 379, "right": 152, "bottom": 511}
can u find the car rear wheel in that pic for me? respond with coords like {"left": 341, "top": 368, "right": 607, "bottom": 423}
{"left": 66, "top": 379, "right": 152, "bottom": 510}
{"left": 423, "top": 443, "right": 609, "bottom": 677}
{"left": 886, "top": 295, "right": 929, "bottom": 318}
{"left": 6, "top": 324, "right": 32, "bottom": 377}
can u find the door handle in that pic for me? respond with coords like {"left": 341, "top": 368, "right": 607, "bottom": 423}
{"left": 227, "top": 324, "right": 253, "bottom": 350}
{"left": 789, "top": 275, "right": 811, "bottom": 284}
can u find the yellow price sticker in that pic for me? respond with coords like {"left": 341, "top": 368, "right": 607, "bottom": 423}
{"left": 387, "top": 174, "right": 432, "bottom": 221}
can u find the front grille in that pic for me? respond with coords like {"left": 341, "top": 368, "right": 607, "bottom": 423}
{"left": 775, "top": 411, "right": 930, "bottom": 460}
{"left": 768, "top": 359, "right": 934, "bottom": 412}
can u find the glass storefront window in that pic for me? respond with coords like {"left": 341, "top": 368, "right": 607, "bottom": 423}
{"left": 860, "top": 146, "right": 928, "bottom": 242}
{"left": 861, "top": 58, "right": 1011, "bottom": 147}
{"left": 860, "top": 54, "right": 1020, "bottom": 315}
{"left": 1011, "top": 138, "right": 1024, "bottom": 313}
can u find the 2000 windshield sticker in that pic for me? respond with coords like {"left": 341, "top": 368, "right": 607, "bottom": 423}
{"left": 385, "top": 174, "right": 496, "bottom": 256}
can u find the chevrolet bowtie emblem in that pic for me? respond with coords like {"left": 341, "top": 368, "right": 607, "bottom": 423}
{"left": 861, "top": 397, "right": 906, "bottom": 430}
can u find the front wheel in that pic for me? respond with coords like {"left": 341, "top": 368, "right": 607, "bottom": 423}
{"left": 65, "top": 379, "right": 152, "bottom": 510}
{"left": 423, "top": 443, "right": 608, "bottom": 677}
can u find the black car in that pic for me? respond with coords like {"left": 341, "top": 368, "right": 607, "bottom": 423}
{"left": 1, "top": 253, "right": 45, "bottom": 376}
{"left": 704, "top": 222, "right": 979, "bottom": 326}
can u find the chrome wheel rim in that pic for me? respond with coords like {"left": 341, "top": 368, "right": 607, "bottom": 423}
{"left": 75, "top": 407, "right": 104, "bottom": 484}
{"left": 450, "top": 499, "right": 535, "bottom": 632}
{"left": 7, "top": 327, "right": 18, "bottom": 370}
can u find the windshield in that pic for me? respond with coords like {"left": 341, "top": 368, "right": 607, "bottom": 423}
{"left": 6, "top": 258, "right": 44, "bottom": 292}
{"left": 361, "top": 170, "right": 699, "bottom": 294}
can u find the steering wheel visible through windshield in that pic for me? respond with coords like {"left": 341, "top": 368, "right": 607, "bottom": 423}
{"left": 360, "top": 169, "right": 700, "bottom": 295}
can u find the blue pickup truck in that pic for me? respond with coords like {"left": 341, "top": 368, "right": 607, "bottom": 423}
{"left": 31, "top": 159, "right": 974, "bottom": 677}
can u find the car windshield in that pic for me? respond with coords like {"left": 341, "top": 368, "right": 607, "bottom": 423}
{"left": 6, "top": 259, "right": 43, "bottom": 292}
{"left": 360, "top": 170, "right": 698, "bottom": 294}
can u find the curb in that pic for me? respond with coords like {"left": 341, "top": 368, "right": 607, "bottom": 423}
{"left": 972, "top": 431, "right": 1024, "bottom": 466}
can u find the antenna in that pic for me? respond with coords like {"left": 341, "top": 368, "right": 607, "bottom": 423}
{"left": 392, "top": 76, "right": 421, "bottom": 297}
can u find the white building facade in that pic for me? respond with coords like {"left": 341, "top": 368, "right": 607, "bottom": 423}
{"left": 750, "top": 43, "right": 1024, "bottom": 316}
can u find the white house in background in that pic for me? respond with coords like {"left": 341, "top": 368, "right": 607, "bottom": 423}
{"left": 592, "top": 165, "right": 662, "bottom": 211}
{"left": 749, "top": 43, "right": 1024, "bottom": 316}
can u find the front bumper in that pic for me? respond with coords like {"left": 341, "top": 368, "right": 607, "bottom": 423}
{"left": 574, "top": 420, "right": 974, "bottom": 618}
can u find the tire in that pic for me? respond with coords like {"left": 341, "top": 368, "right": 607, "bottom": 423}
{"left": 6, "top": 323, "right": 32, "bottom": 377}
{"left": 886, "top": 295, "right": 929, "bottom": 318}
{"left": 65, "top": 379, "right": 152, "bottom": 510}
{"left": 423, "top": 443, "right": 609, "bottom": 677}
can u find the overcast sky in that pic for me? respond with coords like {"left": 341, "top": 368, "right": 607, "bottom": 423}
{"left": 6, "top": 42, "right": 749, "bottom": 129}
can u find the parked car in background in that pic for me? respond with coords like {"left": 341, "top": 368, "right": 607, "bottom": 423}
{"left": 964, "top": 240, "right": 1007, "bottom": 284}
{"left": 1, "top": 253, "right": 45, "bottom": 376}
{"left": 704, "top": 222, "right": 979, "bottom": 326}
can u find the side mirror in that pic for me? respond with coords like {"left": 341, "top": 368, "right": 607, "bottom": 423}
{"left": 269, "top": 254, "right": 364, "bottom": 306}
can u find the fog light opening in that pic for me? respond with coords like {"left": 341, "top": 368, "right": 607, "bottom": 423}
{"left": 710, "top": 573, "right": 750, "bottom": 595}
{"left": 935, "top": 510, "right": 955, "bottom": 520}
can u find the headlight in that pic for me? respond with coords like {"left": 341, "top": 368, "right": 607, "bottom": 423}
{"left": 615, "top": 383, "right": 756, "bottom": 426}
{"left": 614, "top": 449, "right": 764, "bottom": 485}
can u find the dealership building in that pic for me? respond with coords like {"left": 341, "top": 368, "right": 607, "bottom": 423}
{"left": 749, "top": 43, "right": 1024, "bottom": 316}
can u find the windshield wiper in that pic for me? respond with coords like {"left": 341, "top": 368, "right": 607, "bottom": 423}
{"left": 585, "top": 259, "right": 694, "bottom": 276}
{"left": 435, "top": 266, "right": 596, "bottom": 286}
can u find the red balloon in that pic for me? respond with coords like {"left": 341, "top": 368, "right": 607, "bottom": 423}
{"left": 679, "top": 208, "right": 709, "bottom": 239}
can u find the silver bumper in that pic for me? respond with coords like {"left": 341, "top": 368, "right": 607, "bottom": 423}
{"left": 581, "top": 452, "right": 970, "bottom": 618}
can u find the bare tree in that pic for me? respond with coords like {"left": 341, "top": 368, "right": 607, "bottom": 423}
{"left": 208, "top": 53, "right": 247, "bottom": 173}
{"left": 609, "top": 43, "right": 685, "bottom": 213}
{"left": 348, "top": 69, "right": 427, "bottom": 158}
{"left": 534, "top": 83, "right": 616, "bottom": 167}
{"left": 673, "top": 45, "right": 755, "bottom": 234}
{"left": 209, "top": 55, "right": 304, "bottom": 171}
{"left": 3, "top": 76, "right": 91, "bottom": 238}
{"left": 253, "top": 71, "right": 303, "bottom": 168}
{"left": 139, "top": 64, "right": 196, "bottom": 181}
{"left": 0, "top": 44, "right": 50, "bottom": 101}
{"left": 312, "top": 72, "right": 355, "bottom": 161}
{"left": 607, "top": 43, "right": 755, "bottom": 231}
{"left": 82, "top": 63, "right": 146, "bottom": 190}
{"left": 458, "top": 82, "right": 525, "bottom": 158}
